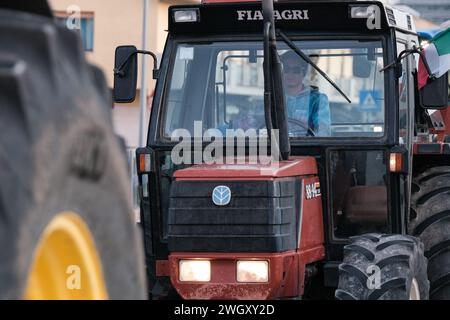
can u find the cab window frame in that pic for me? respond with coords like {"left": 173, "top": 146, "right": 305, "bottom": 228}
{"left": 157, "top": 34, "right": 393, "bottom": 146}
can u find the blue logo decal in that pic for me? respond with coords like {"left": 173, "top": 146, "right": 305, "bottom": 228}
{"left": 212, "top": 186, "right": 231, "bottom": 206}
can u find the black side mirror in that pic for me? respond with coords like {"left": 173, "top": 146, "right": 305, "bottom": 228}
{"left": 113, "top": 45, "right": 138, "bottom": 103}
{"left": 420, "top": 72, "right": 449, "bottom": 109}
{"left": 353, "top": 55, "right": 372, "bottom": 78}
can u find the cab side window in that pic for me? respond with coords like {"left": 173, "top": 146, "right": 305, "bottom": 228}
{"left": 397, "top": 42, "right": 409, "bottom": 145}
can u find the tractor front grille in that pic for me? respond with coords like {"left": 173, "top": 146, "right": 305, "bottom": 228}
{"left": 168, "top": 178, "right": 301, "bottom": 253}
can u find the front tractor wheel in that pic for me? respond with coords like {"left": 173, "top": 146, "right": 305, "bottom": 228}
{"left": 335, "top": 234, "right": 429, "bottom": 300}
{"left": 0, "top": 8, "right": 146, "bottom": 299}
{"left": 25, "top": 212, "right": 108, "bottom": 300}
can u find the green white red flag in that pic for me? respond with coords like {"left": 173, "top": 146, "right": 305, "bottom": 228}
{"left": 418, "top": 27, "right": 450, "bottom": 89}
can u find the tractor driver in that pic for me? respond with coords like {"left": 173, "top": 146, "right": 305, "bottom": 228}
{"left": 218, "top": 51, "right": 331, "bottom": 137}
{"left": 281, "top": 51, "right": 331, "bottom": 137}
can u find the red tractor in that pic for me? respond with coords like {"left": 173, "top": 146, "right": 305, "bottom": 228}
{"left": 114, "top": 0, "right": 450, "bottom": 300}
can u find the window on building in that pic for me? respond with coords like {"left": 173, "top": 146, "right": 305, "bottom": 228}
{"left": 54, "top": 12, "right": 94, "bottom": 52}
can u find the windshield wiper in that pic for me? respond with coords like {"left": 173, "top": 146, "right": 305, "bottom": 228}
{"left": 277, "top": 30, "right": 352, "bottom": 104}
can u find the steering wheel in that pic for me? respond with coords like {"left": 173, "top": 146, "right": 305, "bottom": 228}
{"left": 257, "top": 118, "right": 316, "bottom": 137}
{"left": 287, "top": 118, "right": 316, "bottom": 137}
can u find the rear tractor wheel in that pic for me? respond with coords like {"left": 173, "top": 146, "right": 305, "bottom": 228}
{"left": 410, "top": 166, "right": 450, "bottom": 299}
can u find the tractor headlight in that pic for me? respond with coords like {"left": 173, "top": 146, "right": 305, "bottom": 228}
{"left": 173, "top": 9, "right": 200, "bottom": 23}
{"left": 179, "top": 260, "right": 211, "bottom": 282}
{"left": 237, "top": 260, "right": 269, "bottom": 283}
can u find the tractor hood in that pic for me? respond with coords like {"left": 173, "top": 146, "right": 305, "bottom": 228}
{"left": 173, "top": 157, "right": 317, "bottom": 180}
{"left": 168, "top": 156, "right": 320, "bottom": 254}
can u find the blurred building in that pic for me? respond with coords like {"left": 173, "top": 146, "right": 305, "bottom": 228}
{"left": 48, "top": 0, "right": 199, "bottom": 147}
{"left": 394, "top": 0, "right": 450, "bottom": 25}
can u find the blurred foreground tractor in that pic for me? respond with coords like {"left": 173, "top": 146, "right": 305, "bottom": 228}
{"left": 0, "top": 1, "right": 146, "bottom": 299}
{"left": 114, "top": 0, "right": 450, "bottom": 299}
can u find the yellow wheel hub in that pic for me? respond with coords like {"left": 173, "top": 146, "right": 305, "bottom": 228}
{"left": 24, "top": 212, "right": 108, "bottom": 300}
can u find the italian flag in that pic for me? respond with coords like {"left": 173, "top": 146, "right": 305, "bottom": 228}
{"left": 418, "top": 27, "right": 450, "bottom": 89}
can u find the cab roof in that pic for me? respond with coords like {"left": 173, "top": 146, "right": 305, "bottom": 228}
{"left": 168, "top": 1, "right": 416, "bottom": 35}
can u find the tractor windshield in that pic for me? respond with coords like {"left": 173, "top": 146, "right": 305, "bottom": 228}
{"left": 162, "top": 39, "right": 385, "bottom": 139}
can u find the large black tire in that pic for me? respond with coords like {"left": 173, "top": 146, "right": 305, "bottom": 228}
{"left": 410, "top": 166, "right": 450, "bottom": 299}
{"left": 335, "top": 234, "right": 429, "bottom": 300}
{"left": 0, "top": 8, "right": 146, "bottom": 299}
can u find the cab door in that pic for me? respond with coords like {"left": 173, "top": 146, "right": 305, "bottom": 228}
{"left": 395, "top": 32, "right": 417, "bottom": 232}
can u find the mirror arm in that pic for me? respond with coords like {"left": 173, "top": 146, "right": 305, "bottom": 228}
{"left": 136, "top": 50, "right": 160, "bottom": 79}
{"left": 380, "top": 46, "right": 435, "bottom": 81}
{"left": 379, "top": 49, "right": 412, "bottom": 73}
{"left": 415, "top": 47, "right": 435, "bottom": 81}
{"left": 114, "top": 49, "right": 160, "bottom": 79}
{"left": 114, "top": 51, "right": 136, "bottom": 77}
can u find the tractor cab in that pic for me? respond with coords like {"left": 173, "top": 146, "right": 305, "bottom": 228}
{"left": 114, "top": 0, "right": 449, "bottom": 300}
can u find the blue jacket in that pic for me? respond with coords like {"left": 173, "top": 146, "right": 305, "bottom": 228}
{"left": 286, "top": 87, "right": 331, "bottom": 136}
